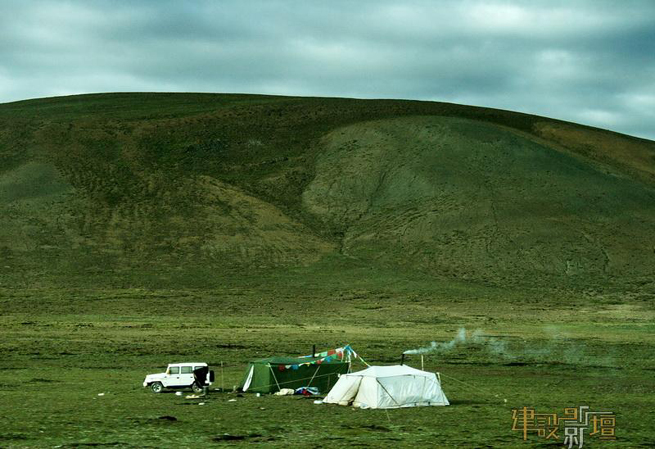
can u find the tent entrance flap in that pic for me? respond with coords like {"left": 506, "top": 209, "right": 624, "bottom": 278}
{"left": 325, "top": 375, "right": 362, "bottom": 406}
{"left": 242, "top": 366, "right": 254, "bottom": 392}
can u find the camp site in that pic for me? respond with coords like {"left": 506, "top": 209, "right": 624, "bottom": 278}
{"left": 2, "top": 8, "right": 655, "bottom": 442}
{"left": 143, "top": 345, "right": 451, "bottom": 406}
{"left": 137, "top": 344, "right": 455, "bottom": 435}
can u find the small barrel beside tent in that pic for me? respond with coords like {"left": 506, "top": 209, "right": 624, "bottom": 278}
{"left": 240, "top": 356, "right": 349, "bottom": 394}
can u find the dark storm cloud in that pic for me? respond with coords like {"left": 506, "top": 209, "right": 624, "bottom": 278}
{"left": 1, "top": 0, "right": 654, "bottom": 139}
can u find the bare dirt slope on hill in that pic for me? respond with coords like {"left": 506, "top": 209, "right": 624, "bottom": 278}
{"left": 304, "top": 116, "right": 655, "bottom": 286}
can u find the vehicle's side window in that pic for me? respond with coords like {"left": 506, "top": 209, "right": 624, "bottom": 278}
{"left": 169, "top": 366, "right": 180, "bottom": 375}
{"left": 194, "top": 366, "right": 203, "bottom": 371}
{"left": 181, "top": 366, "right": 193, "bottom": 374}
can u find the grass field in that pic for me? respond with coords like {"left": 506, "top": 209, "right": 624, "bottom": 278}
{"left": 1, "top": 267, "right": 654, "bottom": 447}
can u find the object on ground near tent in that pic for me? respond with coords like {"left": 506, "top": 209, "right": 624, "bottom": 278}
{"left": 313, "top": 400, "right": 324, "bottom": 405}
{"left": 97, "top": 393, "right": 105, "bottom": 396}
{"left": 186, "top": 394, "right": 201, "bottom": 399}
{"left": 228, "top": 399, "right": 237, "bottom": 402}
{"left": 295, "top": 387, "right": 320, "bottom": 396}
{"left": 175, "top": 391, "right": 182, "bottom": 396}
{"left": 324, "top": 365, "right": 449, "bottom": 409}
{"left": 274, "top": 388, "right": 295, "bottom": 396}
{"left": 198, "top": 402, "right": 205, "bottom": 406}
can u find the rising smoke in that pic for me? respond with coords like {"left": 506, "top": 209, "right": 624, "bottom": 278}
{"left": 403, "top": 327, "right": 615, "bottom": 367}
{"left": 403, "top": 328, "right": 506, "bottom": 355}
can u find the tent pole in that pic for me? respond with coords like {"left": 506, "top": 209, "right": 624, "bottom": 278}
{"left": 221, "top": 361, "right": 224, "bottom": 391}
{"left": 307, "top": 366, "right": 320, "bottom": 387}
{"left": 312, "top": 345, "right": 316, "bottom": 358}
{"left": 401, "top": 354, "right": 405, "bottom": 365}
{"left": 376, "top": 379, "right": 401, "bottom": 407}
{"left": 268, "top": 364, "right": 282, "bottom": 392}
{"left": 421, "top": 355, "right": 424, "bottom": 371}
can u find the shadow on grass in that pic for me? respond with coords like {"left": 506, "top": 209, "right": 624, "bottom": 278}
{"left": 448, "top": 399, "right": 489, "bottom": 405}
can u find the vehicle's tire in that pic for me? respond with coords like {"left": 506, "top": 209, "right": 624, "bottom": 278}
{"left": 191, "top": 382, "right": 203, "bottom": 394}
{"left": 150, "top": 382, "right": 164, "bottom": 393}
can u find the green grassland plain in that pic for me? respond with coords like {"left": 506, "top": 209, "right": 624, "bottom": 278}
{"left": 1, "top": 275, "right": 654, "bottom": 447}
{"left": 0, "top": 93, "right": 654, "bottom": 447}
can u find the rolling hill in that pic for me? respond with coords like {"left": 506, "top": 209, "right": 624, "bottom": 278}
{"left": 0, "top": 93, "right": 654, "bottom": 289}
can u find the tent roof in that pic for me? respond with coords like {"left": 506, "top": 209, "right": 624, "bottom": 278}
{"left": 347, "top": 365, "right": 435, "bottom": 378}
{"left": 250, "top": 356, "right": 347, "bottom": 365}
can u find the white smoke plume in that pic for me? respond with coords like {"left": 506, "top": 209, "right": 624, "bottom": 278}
{"left": 403, "top": 327, "right": 616, "bottom": 368}
{"left": 404, "top": 328, "right": 473, "bottom": 355}
{"left": 403, "top": 327, "right": 516, "bottom": 358}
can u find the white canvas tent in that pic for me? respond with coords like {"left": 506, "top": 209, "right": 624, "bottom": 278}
{"left": 324, "top": 365, "right": 449, "bottom": 409}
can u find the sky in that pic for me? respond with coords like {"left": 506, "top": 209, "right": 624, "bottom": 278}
{"left": 1, "top": 0, "right": 654, "bottom": 140}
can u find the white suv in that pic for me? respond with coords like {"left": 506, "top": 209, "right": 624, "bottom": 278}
{"left": 143, "top": 362, "right": 214, "bottom": 393}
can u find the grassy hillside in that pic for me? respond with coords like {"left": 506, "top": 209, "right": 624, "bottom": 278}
{"left": 0, "top": 93, "right": 654, "bottom": 289}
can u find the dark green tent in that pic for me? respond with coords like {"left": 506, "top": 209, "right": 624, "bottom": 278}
{"left": 240, "top": 356, "right": 350, "bottom": 394}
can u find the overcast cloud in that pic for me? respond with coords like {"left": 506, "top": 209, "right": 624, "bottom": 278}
{"left": 1, "top": 0, "right": 654, "bottom": 139}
